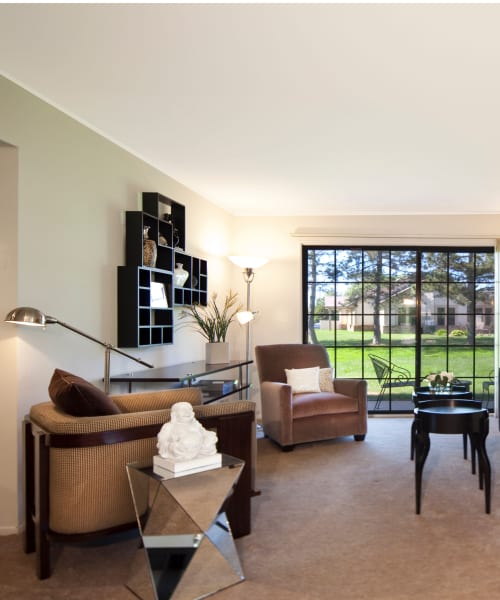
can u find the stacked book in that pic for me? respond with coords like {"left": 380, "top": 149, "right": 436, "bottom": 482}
{"left": 195, "top": 379, "right": 239, "bottom": 402}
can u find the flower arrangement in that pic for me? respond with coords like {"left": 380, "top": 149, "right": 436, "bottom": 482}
{"left": 425, "top": 371, "right": 454, "bottom": 389}
{"left": 179, "top": 290, "right": 242, "bottom": 343}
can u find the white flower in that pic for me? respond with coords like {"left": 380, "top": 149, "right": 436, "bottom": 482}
{"left": 440, "top": 371, "right": 454, "bottom": 383}
{"left": 425, "top": 371, "right": 454, "bottom": 387}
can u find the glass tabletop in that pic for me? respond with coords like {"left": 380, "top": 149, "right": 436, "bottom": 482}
{"left": 413, "top": 387, "right": 472, "bottom": 399}
{"left": 418, "top": 405, "right": 485, "bottom": 415}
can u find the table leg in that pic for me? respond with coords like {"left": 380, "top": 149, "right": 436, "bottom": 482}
{"left": 474, "top": 429, "right": 491, "bottom": 514}
{"left": 415, "top": 424, "right": 430, "bottom": 515}
{"left": 468, "top": 433, "right": 477, "bottom": 475}
{"left": 410, "top": 419, "right": 416, "bottom": 460}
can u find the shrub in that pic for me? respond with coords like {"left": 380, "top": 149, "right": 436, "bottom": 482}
{"left": 450, "top": 329, "right": 466, "bottom": 337}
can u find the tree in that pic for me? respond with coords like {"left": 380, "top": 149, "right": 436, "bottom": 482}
{"left": 307, "top": 248, "right": 417, "bottom": 346}
{"left": 371, "top": 251, "right": 383, "bottom": 345}
{"left": 423, "top": 251, "right": 494, "bottom": 344}
{"left": 307, "top": 249, "right": 319, "bottom": 344}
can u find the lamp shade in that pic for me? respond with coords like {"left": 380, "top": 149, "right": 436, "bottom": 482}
{"left": 4, "top": 306, "right": 57, "bottom": 326}
{"left": 228, "top": 256, "right": 268, "bottom": 269}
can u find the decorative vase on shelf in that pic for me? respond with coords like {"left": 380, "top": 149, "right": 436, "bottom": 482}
{"left": 206, "top": 342, "right": 229, "bottom": 364}
{"left": 174, "top": 263, "right": 189, "bottom": 287}
{"left": 143, "top": 226, "right": 157, "bottom": 267}
{"left": 173, "top": 226, "right": 181, "bottom": 249}
{"left": 163, "top": 213, "right": 181, "bottom": 248}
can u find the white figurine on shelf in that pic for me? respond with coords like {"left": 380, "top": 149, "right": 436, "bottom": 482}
{"left": 157, "top": 402, "right": 218, "bottom": 462}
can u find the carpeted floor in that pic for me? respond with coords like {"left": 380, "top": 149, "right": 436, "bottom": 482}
{"left": 2, "top": 416, "right": 500, "bottom": 599}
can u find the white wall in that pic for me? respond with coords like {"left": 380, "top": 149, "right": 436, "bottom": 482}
{"left": 1, "top": 73, "right": 500, "bottom": 533}
{"left": 0, "top": 143, "right": 19, "bottom": 531}
{"left": 0, "top": 76, "right": 234, "bottom": 533}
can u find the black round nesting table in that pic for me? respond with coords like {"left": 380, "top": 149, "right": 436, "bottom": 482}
{"left": 410, "top": 389, "right": 475, "bottom": 462}
{"left": 412, "top": 387, "right": 473, "bottom": 402}
{"left": 413, "top": 401, "right": 491, "bottom": 514}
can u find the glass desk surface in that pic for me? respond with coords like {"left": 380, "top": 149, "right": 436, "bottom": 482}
{"left": 111, "top": 360, "right": 252, "bottom": 383}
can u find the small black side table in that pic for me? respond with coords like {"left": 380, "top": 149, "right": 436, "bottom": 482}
{"left": 414, "top": 401, "right": 491, "bottom": 514}
{"left": 410, "top": 389, "right": 475, "bottom": 461}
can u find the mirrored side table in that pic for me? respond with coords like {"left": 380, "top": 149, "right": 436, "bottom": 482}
{"left": 126, "top": 455, "right": 245, "bottom": 600}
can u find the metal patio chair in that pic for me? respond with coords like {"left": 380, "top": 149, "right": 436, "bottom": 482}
{"left": 369, "top": 353, "right": 414, "bottom": 410}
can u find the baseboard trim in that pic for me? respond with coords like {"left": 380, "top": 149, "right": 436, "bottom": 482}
{"left": 0, "top": 524, "right": 21, "bottom": 535}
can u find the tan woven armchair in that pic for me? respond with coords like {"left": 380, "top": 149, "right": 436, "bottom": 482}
{"left": 24, "top": 387, "right": 255, "bottom": 579}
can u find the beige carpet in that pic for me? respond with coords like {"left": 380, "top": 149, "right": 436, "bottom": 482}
{"left": 2, "top": 416, "right": 500, "bottom": 599}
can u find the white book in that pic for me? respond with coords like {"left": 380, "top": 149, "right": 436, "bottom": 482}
{"left": 153, "top": 453, "right": 222, "bottom": 475}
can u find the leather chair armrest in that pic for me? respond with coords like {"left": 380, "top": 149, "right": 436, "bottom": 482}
{"left": 334, "top": 379, "right": 368, "bottom": 411}
{"left": 260, "top": 381, "right": 294, "bottom": 445}
{"left": 261, "top": 381, "right": 293, "bottom": 408}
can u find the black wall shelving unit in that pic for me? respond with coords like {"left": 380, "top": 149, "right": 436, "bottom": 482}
{"left": 118, "top": 192, "right": 208, "bottom": 348}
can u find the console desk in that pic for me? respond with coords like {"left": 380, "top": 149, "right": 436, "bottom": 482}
{"left": 110, "top": 359, "right": 253, "bottom": 403}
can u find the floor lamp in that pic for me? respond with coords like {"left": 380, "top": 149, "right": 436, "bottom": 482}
{"left": 4, "top": 306, "right": 154, "bottom": 393}
{"left": 229, "top": 256, "right": 268, "bottom": 399}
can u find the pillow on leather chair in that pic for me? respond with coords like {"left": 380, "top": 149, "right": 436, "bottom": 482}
{"left": 285, "top": 366, "right": 321, "bottom": 393}
{"left": 49, "top": 368, "right": 121, "bottom": 416}
{"left": 319, "top": 367, "right": 335, "bottom": 393}
{"left": 285, "top": 366, "right": 335, "bottom": 394}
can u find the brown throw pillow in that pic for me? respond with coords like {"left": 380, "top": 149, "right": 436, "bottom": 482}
{"left": 49, "top": 368, "right": 121, "bottom": 416}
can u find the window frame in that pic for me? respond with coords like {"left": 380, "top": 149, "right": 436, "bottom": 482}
{"left": 302, "top": 245, "right": 495, "bottom": 413}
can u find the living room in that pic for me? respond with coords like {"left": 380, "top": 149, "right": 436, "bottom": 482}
{"left": 2, "top": 4, "right": 500, "bottom": 596}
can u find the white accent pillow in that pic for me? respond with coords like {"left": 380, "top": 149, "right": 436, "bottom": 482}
{"left": 319, "top": 367, "right": 335, "bottom": 392}
{"left": 285, "top": 366, "right": 321, "bottom": 393}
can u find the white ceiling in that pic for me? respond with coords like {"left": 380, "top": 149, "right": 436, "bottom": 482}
{"left": 1, "top": 3, "right": 500, "bottom": 216}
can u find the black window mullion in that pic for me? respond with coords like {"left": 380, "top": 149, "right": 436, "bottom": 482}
{"left": 415, "top": 250, "right": 422, "bottom": 384}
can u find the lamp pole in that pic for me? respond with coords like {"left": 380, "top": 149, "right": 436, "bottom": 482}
{"left": 242, "top": 267, "right": 255, "bottom": 399}
{"left": 229, "top": 256, "right": 268, "bottom": 400}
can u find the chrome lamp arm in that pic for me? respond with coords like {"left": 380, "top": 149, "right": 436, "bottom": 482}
{"left": 5, "top": 306, "right": 154, "bottom": 394}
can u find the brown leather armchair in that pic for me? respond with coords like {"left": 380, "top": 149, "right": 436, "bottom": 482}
{"left": 255, "top": 344, "right": 367, "bottom": 450}
{"left": 24, "top": 387, "right": 255, "bottom": 579}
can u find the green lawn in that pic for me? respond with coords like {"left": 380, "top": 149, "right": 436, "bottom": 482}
{"left": 312, "top": 329, "right": 494, "bottom": 399}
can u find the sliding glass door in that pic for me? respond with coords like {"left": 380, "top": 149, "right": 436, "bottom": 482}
{"left": 303, "top": 246, "right": 494, "bottom": 413}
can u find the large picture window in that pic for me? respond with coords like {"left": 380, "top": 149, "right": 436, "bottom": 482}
{"left": 303, "top": 246, "right": 495, "bottom": 413}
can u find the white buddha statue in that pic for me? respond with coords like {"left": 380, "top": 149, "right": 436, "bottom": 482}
{"left": 157, "top": 402, "right": 218, "bottom": 462}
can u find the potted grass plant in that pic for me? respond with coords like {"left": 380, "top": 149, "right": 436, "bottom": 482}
{"left": 179, "top": 290, "right": 242, "bottom": 363}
